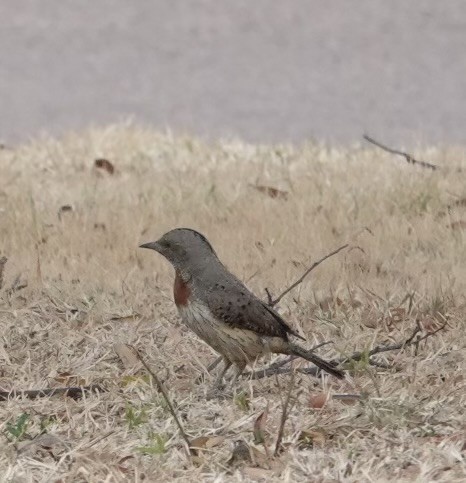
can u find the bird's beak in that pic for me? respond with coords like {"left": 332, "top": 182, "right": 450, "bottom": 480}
{"left": 139, "top": 241, "right": 161, "bottom": 252}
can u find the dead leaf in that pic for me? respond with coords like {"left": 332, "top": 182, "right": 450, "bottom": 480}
{"left": 418, "top": 315, "right": 442, "bottom": 333}
{"left": 298, "top": 429, "right": 326, "bottom": 448}
{"left": 54, "top": 371, "right": 86, "bottom": 386}
{"left": 94, "top": 158, "right": 115, "bottom": 175}
{"left": 252, "top": 185, "right": 288, "bottom": 200}
{"left": 205, "top": 436, "right": 225, "bottom": 448}
{"left": 253, "top": 407, "right": 269, "bottom": 444}
{"left": 113, "top": 343, "right": 143, "bottom": 370}
{"left": 189, "top": 436, "right": 209, "bottom": 455}
{"left": 117, "top": 455, "right": 135, "bottom": 465}
{"left": 117, "top": 455, "right": 135, "bottom": 474}
{"left": 255, "top": 241, "right": 265, "bottom": 252}
{"left": 308, "top": 392, "right": 329, "bottom": 409}
{"left": 361, "top": 306, "right": 381, "bottom": 329}
{"left": 449, "top": 220, "right": 466, "bottom": 230}
{"left": 57, "top": 205, "right": 73, "bottom": 220}
{"left": 190, "top": 435, "right": 225, "bottom": 455}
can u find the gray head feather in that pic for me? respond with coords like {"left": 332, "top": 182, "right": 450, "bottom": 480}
{"left": 140, "top": 228, "right": 219, "bottom": 274}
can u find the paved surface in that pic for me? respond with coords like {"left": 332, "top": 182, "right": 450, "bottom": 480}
{"left": 1, "top": 1, "right": 465, "bottom": 145}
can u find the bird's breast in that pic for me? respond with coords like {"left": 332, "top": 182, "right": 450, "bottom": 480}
{"left": 174, "top": 270, "right": 192, "bottom": 306}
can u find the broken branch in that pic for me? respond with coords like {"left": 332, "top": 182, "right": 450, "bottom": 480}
{"left": 0, "top": 384, "right": 105, "bottom": 401}
{"left": 246, "top": 321, "right": 447, "bottom": 380}
{"left": 132, "top": 347, "right": 193, "bottom": 456}
{"left": 0, "top": 256, "right": 6, "bottom": 290}
{"left": 244, "top": 341, "right": 333, "bottom": 380}
{"left": 274, "top": 368, "right": 296, "bottom": 456}
{"left": 363, "top": 134, "right": 439, "bottom": 170}
{"left": 267, "top": 244, "right": 349, "bottom": 307}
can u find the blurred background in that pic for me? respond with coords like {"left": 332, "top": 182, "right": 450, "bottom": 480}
{"left": 1, "top": 0, "right": 465, "bottom": 146}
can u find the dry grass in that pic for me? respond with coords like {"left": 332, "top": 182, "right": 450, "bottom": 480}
{"left": 0, "top": 123, "right": 465, "bottom": 482}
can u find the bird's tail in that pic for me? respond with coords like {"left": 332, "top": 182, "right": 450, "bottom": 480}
{"left": 288, "top": 343, "right": 345, "bottom": 379}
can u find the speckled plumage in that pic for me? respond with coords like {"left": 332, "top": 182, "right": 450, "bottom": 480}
{"left": 177, "top": 300, "right": 287, "bottom": 366}
{"left": 140, "top": 228, "right": 344, "bottom": 385}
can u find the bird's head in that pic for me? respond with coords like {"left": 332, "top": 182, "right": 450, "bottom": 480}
{"left": 139, "top": 228, "right": 218, "bottom": 272}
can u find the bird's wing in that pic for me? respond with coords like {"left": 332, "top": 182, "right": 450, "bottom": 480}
{"left": 205, "top": 282, "right": 303, "bottom": 340}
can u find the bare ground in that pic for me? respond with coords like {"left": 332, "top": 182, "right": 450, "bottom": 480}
{"left": 0, "top": 124, "right": 465, "bottom": 481}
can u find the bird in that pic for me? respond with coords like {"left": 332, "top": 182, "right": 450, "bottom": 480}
{"left": 140, "top": 228, "right": 344, "bottom": 388}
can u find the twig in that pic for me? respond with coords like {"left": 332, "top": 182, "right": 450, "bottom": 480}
{"left": 343, "top": 319, "right": 450, "bottom": 363}
{"left": 6, "top": 275, "right": 28, "bottom": 295}
{"left": 340, "top": 321, "right": 424, "bottom": 363}
{"left": 274, "top": 369, "right": 296, "bottom": 456}
{"left": 319, "top": 321, "right": 445, "bottom": 370}
{"left": 246, "top": 321, "right": 447, "bottom": 380}
{"left": 244, "top": 341, "right": 333, "bottom": 380}
{"left": 267, "top": 244, "right": 349, "bottom": 307}
{"left": 247, "top": 356, "right": 297, "bottom": 380}
{"left": 264, "top": 287, "right": 274, "bottom": 306}
{"left": 0, "top": 385, "right": 105, "bottom": 402}
{"left": 0, "top": 257, "right": 7, "bottom": 290}
{"left": 363, "top": 134, "right": 439, "bottom": 171}
{"left": 132, "top": 347, "right": 192, "bottom": 456}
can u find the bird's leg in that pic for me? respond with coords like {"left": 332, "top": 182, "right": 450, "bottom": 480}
{"left": 230, "top": 362, "right": 247, "bottom": 386}
{"left": 213, "top": 358, "right": 232, "bottom": 389}
{"left": 207, "top": 355, "right": 223, "bottom": 373}
{"left": 195, "top": 355, "right": 223, "bottom": 384}
{"left": 206, "top": 358, "right": 233, "bottom": 400}
{"left": 208, "top": 362, "right": 247, "bottom": 400}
